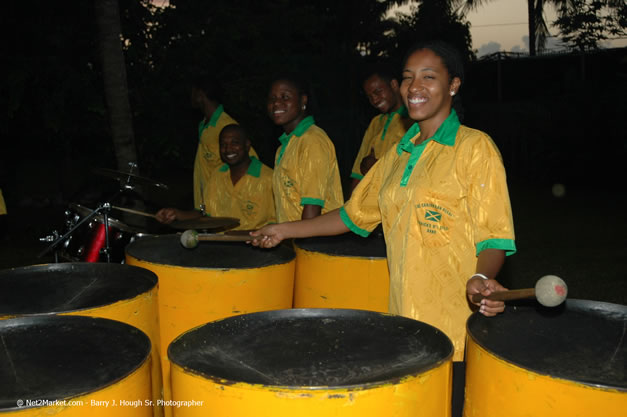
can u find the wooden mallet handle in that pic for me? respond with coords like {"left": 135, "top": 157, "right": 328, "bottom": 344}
{"left": 471, "top": 288, "right": 535, "bottom": 303}
{"left": 180, "top": 229, "right": 251, "bottom": 248}
{"left": 111, "top": 205, "right": 157, "bottom": 219}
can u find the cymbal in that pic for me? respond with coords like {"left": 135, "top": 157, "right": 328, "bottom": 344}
{"left": 93, "top": 168, "right": 169, "bottom": 190}
{"left": 169, "top": 216, "right": 240, "bottom": 232}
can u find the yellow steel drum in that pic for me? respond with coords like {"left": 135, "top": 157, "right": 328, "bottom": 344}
{"left": 0, "top": 315, "right": 152, "bottom": 416}
{"left": 464, "top": 299, "right": 627, "bottom": 417}
{"left": 294, "top": 232, "right": 389, "bottom": 312}
{"left": 168, "top": 308, "right": 454, "bottom": 417}
{"left": 0, "top": 263, "right": 162, "bottom": 417}
{"left": 125, "top": 235, "right": 295, "bottom": 413}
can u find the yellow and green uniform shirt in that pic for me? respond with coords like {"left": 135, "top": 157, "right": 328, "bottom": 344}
{"left": 0, "top": 189, "right": 6, "bottom": 215}
{"left": 273, "top": 116, "right": 344, "bottom": 222}
{"left": 204, "top": 157, "right": 275, "bottom": 230}
{"left": 350, "top": 106, "right": 409, "bottom": 180}
{"left": 193, "top": 105, "right": 258, "bottom": 209}
{"left": 341, "top": 110, "right": 516, "bottom": 360}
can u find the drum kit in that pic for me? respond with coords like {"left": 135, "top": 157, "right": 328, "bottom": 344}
{"left": 37, "top": 162, "right": 240, "bottom": 264}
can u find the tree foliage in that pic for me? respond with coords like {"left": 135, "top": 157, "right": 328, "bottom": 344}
{"left": 554, "top": 0, "right": 627, "bottom": 51}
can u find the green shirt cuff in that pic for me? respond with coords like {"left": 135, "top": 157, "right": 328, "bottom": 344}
{"left": 350, "top": 172, "right": 364, "bottom": 180}
{"left": 339, "top": 207, "right": 370, "bottom": 238}
{"left": 476, "top": 238, "right": 517, "bottom": 256}
{"left": 301, "top": 197, "right": 324, "bottom": 207}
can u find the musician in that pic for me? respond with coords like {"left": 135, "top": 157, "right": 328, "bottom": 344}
{"left": 157, "top": 124, "right": 275, "bottom": 230}
{"left": 349, "top": 64, "right": 411, "bottom": 196}
{"left": 192, "top": 76, "right": 258, "bottom": 211}
{"left": 267, "top": 75, "right": 343, "bottom": 221}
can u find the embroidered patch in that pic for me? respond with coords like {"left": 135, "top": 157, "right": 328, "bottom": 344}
{"left": 425, "top": 210, "right": 442, "bottom": 222}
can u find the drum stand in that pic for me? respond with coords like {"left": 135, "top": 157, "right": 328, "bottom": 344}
{"left": 38, "top": 162, "right": 167, "bottom": 263}
{"left": 38, "top": 201, "right": 116, "bottom": 263}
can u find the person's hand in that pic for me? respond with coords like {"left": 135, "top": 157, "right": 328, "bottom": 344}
{"left": 155, "top": 208, "right": 179, "bottom": 224}
{"left": 467, "top": 277, "right": 507, "bottom": 317}
{"left": 249, "top": 224, "right": 285, "bottom": 248}
{"left": 360, "top": 148, "right": 378, "bottom": 176}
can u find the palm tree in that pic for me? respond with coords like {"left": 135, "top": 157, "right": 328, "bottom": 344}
{"left": 456, "top": 0, "right": 575, "bottom": 55}
{"left": 94, "top": 0, "right": 138, "bottom": 171}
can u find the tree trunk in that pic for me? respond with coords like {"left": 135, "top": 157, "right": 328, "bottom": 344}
{"left": 528, "top": 0, "right": 536, "bottom": 56}
{"left": 94, "top": 0, "right": 138, "bottom": 172}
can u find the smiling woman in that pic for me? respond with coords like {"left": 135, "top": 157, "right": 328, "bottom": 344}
{"left": 267, "top": 76, "right": 343, "bottom": 222}
{"left": 251, "top": 40, "right": 517, "bottom": 417}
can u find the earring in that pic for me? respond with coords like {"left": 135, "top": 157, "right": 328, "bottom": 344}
{"left": 302, "top": 104, "right": 307, "bottom": 110}
{"left": 450, "top": 91, "right": 455, "bottom": 96}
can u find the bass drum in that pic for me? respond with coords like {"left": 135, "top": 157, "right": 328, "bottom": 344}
{"left": 60, "top": 203, "right": 142, "bottom": 263}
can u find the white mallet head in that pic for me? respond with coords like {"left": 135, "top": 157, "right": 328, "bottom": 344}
{"left": 535, "top": 275, "right": 568, "bottom": 307}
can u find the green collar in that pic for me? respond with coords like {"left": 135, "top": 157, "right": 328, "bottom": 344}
{"left": 380, "top": 105, "right": 408, "bottom": 141}
{"left": 276, "top": 116, "right": 315, "bottom": 165}
{"left": 198, "top": 104, "right": 225, "bottom": 137}
{"left": 218, "top": 156, "right": 262, "bottom": 178}
{"left": 397, "top": 109, "right": 460, "bottom": 155}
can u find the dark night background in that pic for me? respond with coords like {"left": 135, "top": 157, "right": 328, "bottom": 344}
{"left": 0, "top": 1, "right": 625, "bottom": 305}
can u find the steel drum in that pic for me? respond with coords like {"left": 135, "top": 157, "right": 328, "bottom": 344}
{"left": 0, "top": 263, "right": 163, "bottom": 417}
{"left": 168, "top": 308, "right": 454, "bottom": 417}
{"left": 294, "top": 232, "right": 389, "bottom": 312}
{"left": 125, "top": 235, "right": 295, "bottom": 415}
{"left": 0, "top": 315, "right": 152, "bottom": 416}
{"left": 464, "top": 299, "right": 627, "bottom": 417}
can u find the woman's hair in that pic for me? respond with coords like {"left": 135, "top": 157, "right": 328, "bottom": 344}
{"left": 269, "top": 74, "right": 310, "bottom": 98}
{"left": 402, "top": 40, "right": 465, "bottom": 120}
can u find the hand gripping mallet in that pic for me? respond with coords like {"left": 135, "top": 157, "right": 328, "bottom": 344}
{"left": 180, "top": 229, "right": 252, "bottom": 249}
{"left": 471, "top": 275, "right": 568, "bottom": 307}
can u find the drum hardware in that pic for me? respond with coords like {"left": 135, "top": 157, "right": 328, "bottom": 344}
{"left": 470, "top": 275, "right": 567, "bottom": 307}
{"left": 38, "top": 202, "right": 117, "bottom": 262}
{"left": 93, "top": 162, "right": 169, "bottom": 191}
{"left": 38, "top": 229, "right": 61, "bottom": 263}
{"left": 179, "top": 229, "right": 252, "bottom": 248}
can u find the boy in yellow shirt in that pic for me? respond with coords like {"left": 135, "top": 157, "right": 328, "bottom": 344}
{"left": 349, "top": 65, "right": 411, "bottom": 195}
{"left": 191, "top": 77, "right": 258, "bottom": 211}
{"left": 158, "top": 125, "right": 274, "bottom": 230}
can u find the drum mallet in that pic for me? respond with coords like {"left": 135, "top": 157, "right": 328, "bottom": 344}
{"left": 180, "top": 229, "right": 252, "bottom": 249}
{"left": 471, "top": 275, "right": 568, "bottom": 307}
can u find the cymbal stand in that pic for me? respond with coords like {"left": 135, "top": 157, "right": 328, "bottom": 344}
{"left": 122, "top": 162, "right": 139, "bottom": 191}
{"left": 37, "top": 202, "right": 115, "bottom": 262}
{"left": 39, "top": 229, "right": 61, "bottom": 263}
